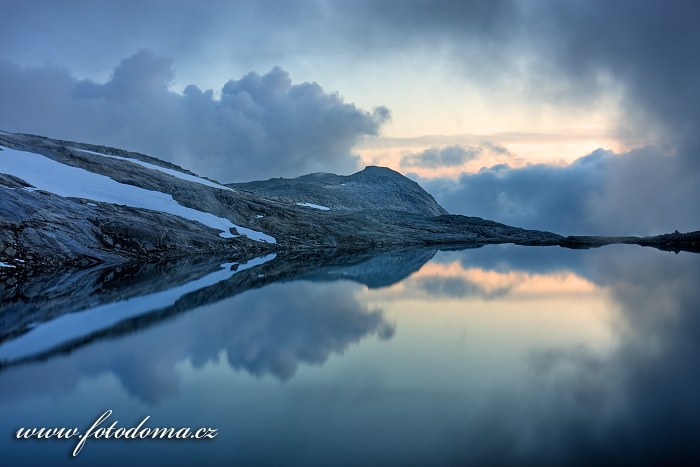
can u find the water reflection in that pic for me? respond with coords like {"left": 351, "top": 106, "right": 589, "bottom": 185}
{"left": 397, "top": 261, "right": 596, "bottom": 299}
{"left": 0, "top": 280, "right": 392, "bottom": 405}
{"left": 0, "top": 249, "right": 420, "bottom": 368}
{"left": 0, "top": 245, "right": 698, "bottom": 465}
{"left": 0, "top": 255, "right": 278, "bottom": 364}
{"left": 409, "top": 246, "right": 700, "bottom": 465}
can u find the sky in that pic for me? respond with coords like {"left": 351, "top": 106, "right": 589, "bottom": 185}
{"left": 1, "top": 0, "right": 698, "bottom": 235}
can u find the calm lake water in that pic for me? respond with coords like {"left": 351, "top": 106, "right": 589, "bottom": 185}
{"left": 1, "top": 244, "right": 699, "bottom": 465}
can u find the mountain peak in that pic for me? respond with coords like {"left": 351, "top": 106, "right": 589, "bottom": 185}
{"left": 231, "top": 165, "right": 449, "bottom": 216}
{"left": 360, "top": 165, "right": 400, "bottom": 174}
{"left": 354, "top": 165, "right": 407, "bottom": 179}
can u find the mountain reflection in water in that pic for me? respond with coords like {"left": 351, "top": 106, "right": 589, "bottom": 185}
{"left": 0, "top": 245, "right": 698, "bottom": 466}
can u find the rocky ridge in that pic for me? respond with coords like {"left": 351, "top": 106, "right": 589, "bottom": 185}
{"left": 0, "top": 131, "right": 563, "bottom": 270}
{"left": 0, "top": 130, "right": 698, "bottom": 272}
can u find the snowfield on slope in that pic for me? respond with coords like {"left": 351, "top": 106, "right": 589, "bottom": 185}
{"left": 0, "top": 148, "right": 276, "bottom": 243}
{"left": 296, "top": 202, "right": 331, "bottom": 211}
{"left": 72, "top": 147, "right": 235, "bottom": 192}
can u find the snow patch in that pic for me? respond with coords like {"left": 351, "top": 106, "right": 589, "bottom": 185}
{"left": 0, "top": 262, "right": 15, "bottom": 268}
{"left": 256, "top": 214, "right": 264, "bottom": 219}
{"left": 0, "top": 148, "right": 275, "bottom": 243}
{"left": 0, "top": 253, "right": 277, "bottom": 363}
{"left": 296, "top": 202, "right": 331, "bottom": 211}
{"left": 72, "top": 148, "right": 236, "bottom": 192}
{"left": 86, "top": 202, "right": 97, "bottom": 206}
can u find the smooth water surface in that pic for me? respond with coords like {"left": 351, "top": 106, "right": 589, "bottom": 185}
{"left": 1, "top": 245, "right": 699, "bottom": 465}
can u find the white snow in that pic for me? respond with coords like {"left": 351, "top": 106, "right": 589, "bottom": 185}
{"left": 0, "top": 253, "right": 276, "bottom": 363}
{"left": 72, "top": 148, "right": 235, "bottom": 192}
{"left": 296, "top": 202, "right": 331, "bottom": 211}
{"left": 0, "top": 148, "right": 276, "bottom": 243}
{"left": 86, "top": 202, "right": 97, "bottom": 206}
{"left": 256, "top": 214, "right": 264, "bottom": 219}
{"left": 0, "top": 262, "right": 15, "bottom": 268}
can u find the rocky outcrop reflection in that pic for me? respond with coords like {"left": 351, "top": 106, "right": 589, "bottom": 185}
{"left": 0, "top": 248, "right": 417, "bottom": 404}
{"left": 0, "top": 255, "right": 259, "bottom": 344}
{"left": 0, "top": 248, "right": 429, "bottom": 366}
{"left": 0, "top": 280, "right": 392, "bottom": 405}
{"left": 295, "top": 248, "right": 436, "bottom": 288}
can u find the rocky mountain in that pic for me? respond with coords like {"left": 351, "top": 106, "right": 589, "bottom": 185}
{"left": 229, "top": 166, "right": 448, "bottom": 217}
{"left": 0, "top": 130, "right": 698, "bottom": 272}
{"left": 0, "top": 130, "right": 564, "bottom": 270}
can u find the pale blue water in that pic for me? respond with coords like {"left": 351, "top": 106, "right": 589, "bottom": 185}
{"left": 1, "top": 244, "right": 698, "bottom": 465}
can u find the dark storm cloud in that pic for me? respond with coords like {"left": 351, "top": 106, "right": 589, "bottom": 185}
{"left": 0, "top": 0, "right": 320, "bottom": 74}
{"left": 358, "top": 0, "right": 700, "bottom": 233}
{"left": 0, "top": 50, "right": 388, "bottom": 182}
{"left": 419, "top": 146, "right": 699, "bottom": 235}
{"left": 347, "top": 0, "right": 700, "bottom": 147}
{"left": 3, "top": 1, "right": 698, "bottom": 150}
{"left": 400, "top": 143, "right": 509, "bottom": 169}
{"left": 0, "top": 0, "right": 515, "bottom": 70}
{"left": 533, "top": 0, "right": 700, "bottom": 158}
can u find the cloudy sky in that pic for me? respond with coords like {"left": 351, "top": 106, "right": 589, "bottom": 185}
{"left": 1, "top": 0, "right": 698, "bottom": 235}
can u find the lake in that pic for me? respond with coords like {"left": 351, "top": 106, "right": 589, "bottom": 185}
{"left": 1, "top": 244, "right": 699, "bottom": 465}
